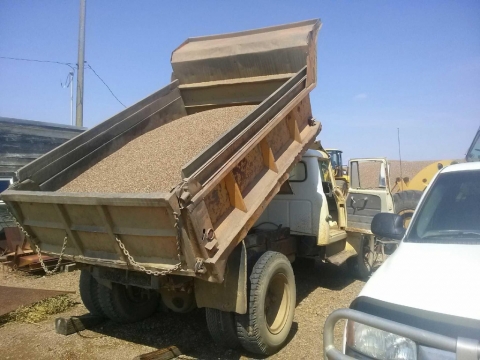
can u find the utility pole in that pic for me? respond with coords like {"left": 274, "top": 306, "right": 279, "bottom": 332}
{"left": 75, "top": 0, "right": 86, "bottom": 127}
{"left": 69, "top": 71, "right": 74, "bottom": 125}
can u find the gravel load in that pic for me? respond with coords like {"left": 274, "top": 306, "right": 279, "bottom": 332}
{"left": 59, "top": 105, "right": 256, "bottom": 193}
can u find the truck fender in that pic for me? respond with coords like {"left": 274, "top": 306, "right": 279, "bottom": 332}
{"left": 194, "top": 241, "right": 247, "bottom": 314}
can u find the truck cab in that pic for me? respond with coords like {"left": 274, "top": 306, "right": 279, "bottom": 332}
{"left": 323, "top": 161, "right": 480, "bottom": 359}
{"left": 256, "top": 149, "right": 395, "bottom": 278}
{"left": 257, "top": 149, "right": 347, "bottom": 248}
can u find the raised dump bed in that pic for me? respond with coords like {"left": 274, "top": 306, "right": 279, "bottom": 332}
{"left": 2, "top": 19, "right": 321, "bottom": 283}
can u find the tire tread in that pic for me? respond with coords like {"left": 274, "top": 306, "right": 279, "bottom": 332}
{"left": 79, "top": 270, "right": 105, "bottom": 316}
{"left": 236, "top": 251, "right": 295, "bottom": 355}
{"left": 206, "top": 308, "right": 240, "bottom": 349}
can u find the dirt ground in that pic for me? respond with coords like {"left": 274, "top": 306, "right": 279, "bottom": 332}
{"left": 0, "top": 261, "right": 365, "bottom": 360}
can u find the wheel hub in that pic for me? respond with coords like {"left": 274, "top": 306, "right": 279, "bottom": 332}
{"left": 264, "top": 273, "right": 290, "bottom": 335}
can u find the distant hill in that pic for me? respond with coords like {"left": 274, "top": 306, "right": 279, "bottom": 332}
{"left": 355, "top": 159, "right": 463, "bottom": 193}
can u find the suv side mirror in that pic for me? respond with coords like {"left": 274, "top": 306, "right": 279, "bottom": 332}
{"left": 371, "top": 213, "right": 405, "bottom": 240}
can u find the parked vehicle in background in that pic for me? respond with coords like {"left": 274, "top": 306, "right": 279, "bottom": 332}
{"left": 323, "top": 128, "right": 480, "bottom": 360}
{"left": 0, "top": 117, "right": 84, "bottom": 254}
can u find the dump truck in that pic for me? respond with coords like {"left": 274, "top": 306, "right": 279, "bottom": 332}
{"left": 1, "top": 20, "right": 387, "bottom": 355}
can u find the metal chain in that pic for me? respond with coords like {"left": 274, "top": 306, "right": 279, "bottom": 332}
{"left": 115, "top": 236, "right": 182, "bottom": 276}
{"left": 34, "top": 235, "right": 68, "bottom": 275}
{"left": 114, "top": 211, "right": 183, "bottom": 277}
{"left": 7, "top": 208, "right": 68, "bottom": 275}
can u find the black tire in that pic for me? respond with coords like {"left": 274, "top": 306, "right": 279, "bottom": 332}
{"left": 347, "top": 236, "right": 373, "bottom": 280}
{"left": 79, "top": 270, "right": 105, "bottom": 316}
{"left": 236, "top": 251, "right": 296, "bottom": 355}
{"left": 206, "top": 308, "right": 240, "bottom": 349}
{"left": 97, "top": 282, "right": 159, "bottom": 323}
{"left": 393, "top": 190, "right": 423, "bottom": 228}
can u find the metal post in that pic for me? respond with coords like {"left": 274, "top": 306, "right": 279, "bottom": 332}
{"left": 70, "top": 72, "right": 74, "bottom": 126}
{"left": 75, "top": 0, "right": 86, "bottom": 127}
{"left": 397, "top": 128, "right": 403, "bottom": 191}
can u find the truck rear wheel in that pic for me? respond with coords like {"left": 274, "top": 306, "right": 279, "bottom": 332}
{"left": 236, "top": 251, "right": 296, "bottom": 355}
{"left": 206, "top": 308, "right": 240, "bottom": 349}
{"left": 79, "top": 270, "right": 105, "bottom": 317}
{"left": 97, "top": 282, "right": 159, "bottom": 323}
{"left": 393, "top": 190, "right": 423, "bottom": 228}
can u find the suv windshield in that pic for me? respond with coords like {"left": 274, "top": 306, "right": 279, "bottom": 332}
{"left": 406, "top": 169, "right": 480, "bottom": 244}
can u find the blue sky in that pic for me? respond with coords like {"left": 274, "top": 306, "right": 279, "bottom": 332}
{"left": 1, "top": 1, "right": 479, "bottom": 161}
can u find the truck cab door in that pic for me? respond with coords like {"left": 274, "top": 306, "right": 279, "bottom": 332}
{"left": 346, "top": 158, "right": 394, "bottom": 232}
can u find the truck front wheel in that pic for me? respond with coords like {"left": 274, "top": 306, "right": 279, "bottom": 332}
{"left": 97, "top": 282, "right": 159, "bottom": 323}
{"left": 347, "top": 236, "right": 374, "bottom": 280}
{"left": 236, "top": 251, "right": 296, "bottom": 355}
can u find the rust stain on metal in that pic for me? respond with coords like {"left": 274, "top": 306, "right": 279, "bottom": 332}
{"left": 266, "top": 118, "right": 291, "bottom": 160}
{"left": 204, "top": 178, "right": 232, "bottom": 226}
{"left": 232, "top": 144, "right": 264, "bottom": 193}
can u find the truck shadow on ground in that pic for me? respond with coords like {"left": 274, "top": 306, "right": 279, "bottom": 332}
{"left": 293, "top": 259, "right": 358, "bottom": 306}
{"left": 86, "top": 261, "right": 357, "bottom": 359}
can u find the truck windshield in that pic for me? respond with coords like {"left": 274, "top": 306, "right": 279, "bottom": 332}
{"left": 406, "top": 169, "right": 480, "bottom": 243}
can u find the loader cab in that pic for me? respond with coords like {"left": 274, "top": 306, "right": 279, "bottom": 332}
{"left": 466, "top": 127, "right": 480, "bottom": 162}
{"left": 326, "top": 149, "right": 344, "bottom": 177}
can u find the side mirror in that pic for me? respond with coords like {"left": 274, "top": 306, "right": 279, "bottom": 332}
{"left": 371, "top": 213, "right": 405, "bottom": 240}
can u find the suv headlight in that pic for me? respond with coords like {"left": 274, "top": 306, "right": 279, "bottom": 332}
{"left": 346, "top": 321, "right": 417, "bottom": 360}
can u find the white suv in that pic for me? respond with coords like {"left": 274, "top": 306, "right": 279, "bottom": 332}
{"left": 323, "top": 161, "right": 480, "bottom": 360}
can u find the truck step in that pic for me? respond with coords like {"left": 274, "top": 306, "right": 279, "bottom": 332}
{"left": 327, "top": 249, "right": 357, "bottom": 266}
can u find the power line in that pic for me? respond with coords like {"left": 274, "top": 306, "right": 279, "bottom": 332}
{"left": 0, "top": 56, "right": 76, "bottom": 71}
{"left": 1, "top": 55, "right": 126, "bottom": 109}
{"left": 86, "top": 63, "right": 126, "bottom": 108}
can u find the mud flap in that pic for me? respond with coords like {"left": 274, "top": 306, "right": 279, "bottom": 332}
{"left": 194, "top": 241, "right": 247, "bottom": 314}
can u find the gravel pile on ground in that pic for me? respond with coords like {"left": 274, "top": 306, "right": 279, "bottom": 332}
{"left": 59, "top": 105, "right": 256, "bottom": 194}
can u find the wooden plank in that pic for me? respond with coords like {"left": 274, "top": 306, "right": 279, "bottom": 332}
{"left": 133, "top": 346, "right": 182, "bottom": 360}
{"left": 40, "top": 96, "right": 186, "bottom": 191}
{"left": 16, "top": 81, "right": 180, "bottom": 182}
{"left": 259, "top": 138, "right": 278, "bottom": 173}
{"left": 55, "top": 315, "right": 105, "bottom": 335}
{"left": 96, "top": 205, "right": 128, "bottom": 262}
{"left": 52, "top": 204, "right": 84, "bottom": 255}
{"left": 224, "top": 172, "right": 247, "bottom": 212}
{"left": 2, "top": 190, "right": 174, "bottom": 207}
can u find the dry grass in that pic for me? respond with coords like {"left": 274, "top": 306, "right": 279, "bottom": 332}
{"left": 59, "top": 105, "right": 257, "bottom": 194}
{"left": 0, "top": 294, "right": 76, "bottom": 326}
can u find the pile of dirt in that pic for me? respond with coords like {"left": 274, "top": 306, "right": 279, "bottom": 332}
{"left": 59, "top": 105, "right": 256, "bottom": 194}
